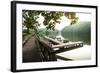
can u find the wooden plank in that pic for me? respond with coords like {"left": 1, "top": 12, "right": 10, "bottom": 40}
{"left": 44, "top": 36, "right": 63, "bottom": 44}
{"left": 50, "top": 46, "right": 83, "bottom": 54}
{"left": 56, "top": 55, "right": 73, "bottom": 61}
{"left": 52, "top": 41, "right": 83, "bottom": 48}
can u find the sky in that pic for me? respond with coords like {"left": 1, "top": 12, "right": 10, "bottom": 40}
{"left": 38, "top": 13, "right": 91, "bottom": 31}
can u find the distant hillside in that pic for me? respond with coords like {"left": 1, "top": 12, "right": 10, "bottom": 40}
{"left": 61, "top": 21, "right": 91, "bottom": 45}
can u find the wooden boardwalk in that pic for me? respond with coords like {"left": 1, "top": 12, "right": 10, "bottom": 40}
{"left": 44, "top": 36, "right": 63, "bottom": 44}
{"left": 23, "top": 36, "right": 84, "bottom": 62}
{"left": 52, "top": 41, "right": 83, "bottom": 48}
{"left": 44, "top": 36, "right": 83, "bottom": 49}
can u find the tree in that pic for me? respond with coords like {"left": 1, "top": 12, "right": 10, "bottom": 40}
{"left": 22, "top": 10, "right": 78, "bottom": 39}
{"left": 65, "top": 12, "right": 79, "bottom": 25}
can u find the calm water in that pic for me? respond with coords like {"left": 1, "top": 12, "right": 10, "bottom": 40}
{"left": 56, "top": 22, "right": 91, "bottom": 61}
{"left": 61, "top": 21, "right": 91, "bottom": 45}
{"left": 57, "top": 45, "right": 91, "bottom": 60}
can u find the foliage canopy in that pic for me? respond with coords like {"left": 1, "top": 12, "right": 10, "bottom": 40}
{"left": 22, "top": 10, "right": 78, "bottom": 39}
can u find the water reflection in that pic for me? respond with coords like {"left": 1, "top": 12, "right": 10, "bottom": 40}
{"left": 61, "top": 21, "right": 91, "bottom": 45}
{"left": 57, "top": 45, "right": 91, "bottom": 60}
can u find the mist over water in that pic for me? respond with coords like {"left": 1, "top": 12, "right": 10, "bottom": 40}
{"left": 61, "top": 21, "right": 91, "bottom": 45}
{"left": 56, "top": 22, "right": 91, "bottom": 60}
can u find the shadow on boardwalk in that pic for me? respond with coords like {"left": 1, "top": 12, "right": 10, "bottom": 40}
{"left": 23, "top": 35, "right": 57, "bottom": 63}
